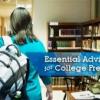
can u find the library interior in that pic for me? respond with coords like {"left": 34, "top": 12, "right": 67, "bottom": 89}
{"left": 0, "top": 0, "right": 100, "bottom": 100}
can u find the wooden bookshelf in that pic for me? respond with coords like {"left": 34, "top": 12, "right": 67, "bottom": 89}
{"left": 48, "top": 19, "right": 100, "bottom": 52}
{"left": 48, "top": 22, "right": 81, "bottom": 52}
{"left": 81, "top": 19, "right": 100, "bottom": 51}
{"left": 48, "top": 18, "right": 100, "bottom": 91}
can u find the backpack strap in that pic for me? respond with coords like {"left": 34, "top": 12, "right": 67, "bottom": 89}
{"left": 0, "top": 51, "right": 18, "bottom": 94}
{"left": 2, "top": 36, "right": 13, "bottom": 45}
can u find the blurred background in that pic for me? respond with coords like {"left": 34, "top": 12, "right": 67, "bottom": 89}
{"left": 0, "top": 0, "right": 100, "bottom": 49}
{"left": 0, "top": 0, "right": 32, "bottom": 35}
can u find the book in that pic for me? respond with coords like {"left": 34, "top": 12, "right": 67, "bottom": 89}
{"left": 98, "top": 24, "right": 100, "bottom": 35}
{"left": 50, "top": 28, "right": 54, "bottom": 37}
{"left": 83, "top": 26, "right": 92, "bottom": 35}
{"left": 93, "top": 40, "right": 100, "bottom": 51}
{"left": 82, "top": 39, "right": 92, "bottom": 49}
{"left": 49, "top": 22, "right": 59, "bottom": 26}
{"left": 92, "top": 40, "right": 97, "bottom": 50}
{"left": 88, "top": 25, "right": 93, "bottom": 34}
{"left": 96, "top": 40, "right": 100, "bottom": 51}
{"left": 48, "top": 41, "right": 52, "bottom": 49}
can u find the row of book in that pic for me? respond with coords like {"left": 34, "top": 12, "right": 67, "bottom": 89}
{"left": 56, "top": 41, "right": 75, "bottom": 48}
{"left": 52, "top": 77, "right": 66, "bottom": 86}
{"left": 52, "top": 76, "right": 99, "bottom": 88}
{"left": 49, "top": 24, "right": 100, "bottom": 37}
{"left": 50, "top": 28, "right": 81, "bottom": 37}
{"left": 83, "top": 25, "right": 100, "bottom": 35}
{"left": 59, "top": 29, "right": 81, "bottom": 37}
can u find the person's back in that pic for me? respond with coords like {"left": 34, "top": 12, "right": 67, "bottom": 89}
{"left": 10, "top": 7, "right": 52, "bottom": 100}
{"left": 11, "top": 35, "right": 45, "bottom": 99}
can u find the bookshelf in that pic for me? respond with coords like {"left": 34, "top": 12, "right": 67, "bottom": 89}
{"left": 48, "top": 22, "right": 82, "bottom": 52}
{"left": 82, "top": 19, "right": 100, "bottom": 51}
{"left": 48, "top": 19, "right": 100, "bottom": 52}
{"left": 48, "top": 18, "right": 100, "bottom": 90}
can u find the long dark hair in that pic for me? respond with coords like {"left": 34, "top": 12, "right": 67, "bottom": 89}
{"left": 10, "top": 7, "right": 37, "bottom": 44}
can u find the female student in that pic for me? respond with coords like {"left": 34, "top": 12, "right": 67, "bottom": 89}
{"left": 10, "top": 7, "right": 53, "bottom": 100}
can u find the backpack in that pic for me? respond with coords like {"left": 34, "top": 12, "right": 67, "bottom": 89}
{"left": 0, "top": 36, "right": 28, "bottom": 100}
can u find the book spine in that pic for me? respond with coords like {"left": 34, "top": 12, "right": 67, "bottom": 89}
{"left": 50, "top": 28, "right": 54, "bottom": 37}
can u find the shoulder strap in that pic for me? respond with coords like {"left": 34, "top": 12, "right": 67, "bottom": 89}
{"left": 2, "top": 36, "right": 12, "bottom": 45}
